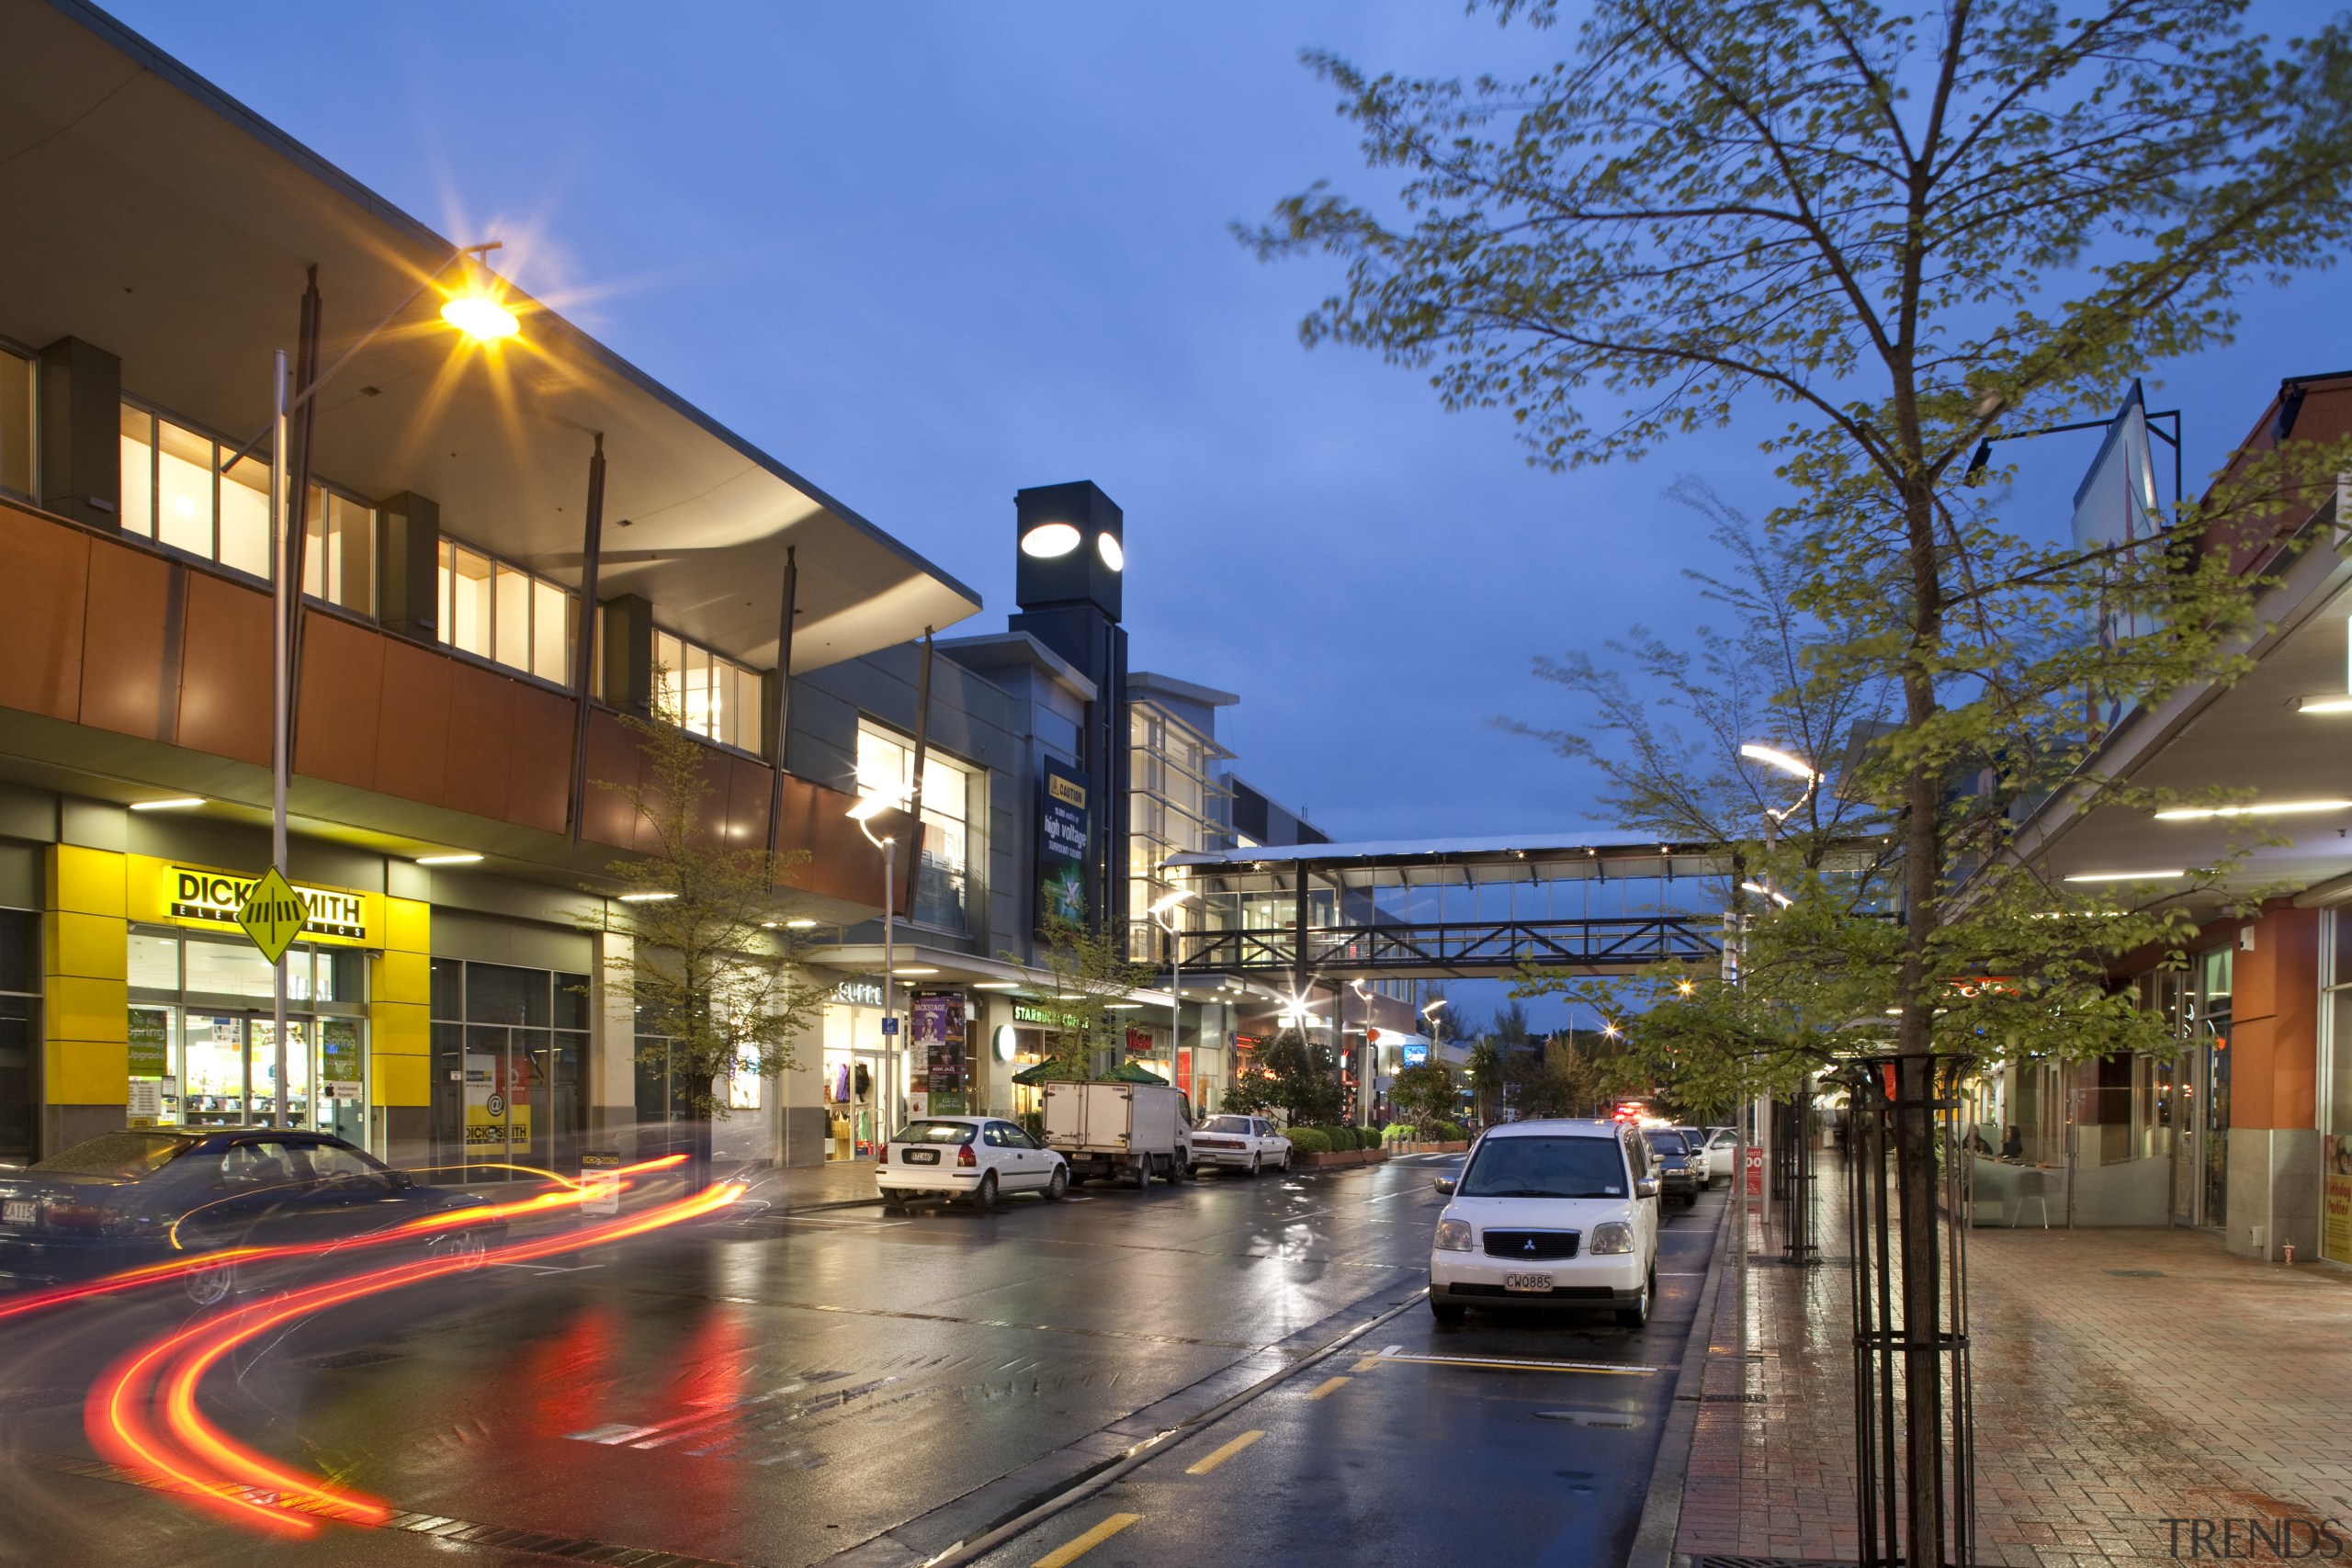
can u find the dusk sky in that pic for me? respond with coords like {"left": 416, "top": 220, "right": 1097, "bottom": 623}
{"left": 105, "top": 2, "right": 2352, "bottom": 849}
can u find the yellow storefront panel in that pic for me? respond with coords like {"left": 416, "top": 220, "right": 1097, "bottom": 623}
{"left": 374, "top": 948, "right": 432, "bottom": 1008}
{"left": 371, "top": 998, "right": 430, "bottom": 1058}
{"left": 44, "top": 1036, "right": 128, "bottom": 1104}
{"left": 45, "top": 974, "right": 128, "bottom": 1048}
{"left": 46, "top": 909, "right": 128, "bottom": 982}
{"left": 51, "top": 844, "right": 127, "bottom": 919}
{"left": 385, "top": 897, "right": 430, "bottom": 954}
{"left": 373, "top": 1049, "right": 428, "bottom": 1108}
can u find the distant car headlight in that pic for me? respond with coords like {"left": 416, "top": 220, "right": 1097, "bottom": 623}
{"left": 1433, "top": 1217, "right": 1473, "bottom": 1252}
{"left": 1588, "top": 1221, "right": 1634, "bottom": 1255}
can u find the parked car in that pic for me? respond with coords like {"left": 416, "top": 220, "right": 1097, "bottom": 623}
{"left": 878, "top": 1116, "right": 1069, "bottom": 1212}
{"left": 1427, "top": 1119, "right": 1661, "bottom": 1325}
{"left": 1704, "top": 1126, "right": 1739, "bottom": 1187}
{"left": 1189, "top": 1115, "right": 1292, "bottom": 1178}
{"left": 0, "top": 1127, "right": 499, "bottom": 1305}
{"left": 1673, "top": 1125, "right": 1713, "bottom": 1186}
{"left": 1641, "top": 1126, "right": 1700, "bottom": 1206}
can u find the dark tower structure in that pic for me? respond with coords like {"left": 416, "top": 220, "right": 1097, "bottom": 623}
{"left": 1010, "top": 481, "right": 1129, "bottom": 939}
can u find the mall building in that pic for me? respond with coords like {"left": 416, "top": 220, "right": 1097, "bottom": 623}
{"left": 1982, "top": 370, "right": 2352, "bottom": 1265}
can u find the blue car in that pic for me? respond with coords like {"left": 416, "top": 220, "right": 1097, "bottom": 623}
{"left": 0, "top": 1127, "right": 500, "bottom": 1304}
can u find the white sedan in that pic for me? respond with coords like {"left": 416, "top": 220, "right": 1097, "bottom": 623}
{"left": 877, "top": 1116, "right": 1068, "bottom": 1212}
{"left": 1673, "top": 1126, "right": 1713, "bottom": 1186}
{"left": 1188, "top": 1114, "right": 1292, "bottom": 1177}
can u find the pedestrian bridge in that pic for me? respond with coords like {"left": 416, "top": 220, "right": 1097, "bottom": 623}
{"left": 1159, "top": 835, "right": 1742, "bottom": 983}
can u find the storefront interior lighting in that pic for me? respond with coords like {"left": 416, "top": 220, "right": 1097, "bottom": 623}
{"left": 129, "top": 796, "right": 206, "bottom": 811}
{"left": 414, "top": 852, "right": 482, "bottom": 865}
{"left": 1106, "top": 1002, "right": 1145, "bottom": 1010}
{"left": 973, "top": 981, "right": 1024, "bottom": 990}
{"left": 2153, "top": 800, "right": 2352, "bottom": 820}
{"left": 618, "top": 891, "right": 678, "bottom": 902}
{"left": 2063, "top": 870, "right": 2188, "bottom": 882}
{"left": 893, "top": 966, "right": 939, "bottom": 976}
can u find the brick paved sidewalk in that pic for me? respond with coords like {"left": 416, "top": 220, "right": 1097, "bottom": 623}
{"left": 1676, "top": 1168, "right": 2352, "bottom": 1566}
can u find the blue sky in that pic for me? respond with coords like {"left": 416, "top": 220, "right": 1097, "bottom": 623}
{"left": 103, "top": 1, "right": 2352, "bottom": 1028}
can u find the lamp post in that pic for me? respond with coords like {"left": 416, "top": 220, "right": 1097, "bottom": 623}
{"left": 1735, "top": 741, "right": 1821, "bottom": 1273}
{"left": 237, "top": 244, "right": 514, "bottom": 1129}
{"left": 850, "top": 791, "right": 903, "bottom": 1126}
{"left": 1148, "top": 889, "right": 1195, "bottom": 1090}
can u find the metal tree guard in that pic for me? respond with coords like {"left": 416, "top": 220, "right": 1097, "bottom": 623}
{"left": 1771, "top": 1082, "right": 1820, "bottom": 1264}
{"left": 1838, "top": 1053, "right": 1976, "bottom": 1568}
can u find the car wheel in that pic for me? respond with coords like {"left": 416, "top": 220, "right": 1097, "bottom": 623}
{"left": 1248, "top": 1155, "right": 1261, "bottom": 1179}
{"left": 1169, "top": 1155, "right": 1188, "bottom": 1184}
{"left": 1046, "top": 1165, "right": 1069, "bottom": 1201}
{"left": 1133, "top": 1156, "right": 1152, "bottom": 1190}
{"left": 1616, "top": 1266, "right": 1655, "bottom": 1328}
{"left": 185, "top": 1256, "right": 236, "bottom": 1307}
{"left": 1430, "top": 1295, "right": 1467, "bottom": 1325}
{"left": 428, "top": 1228, "right": 490, "bottom": 1272}
{"left": 973, "top": 1172, "right": 999, "bottom": 1213}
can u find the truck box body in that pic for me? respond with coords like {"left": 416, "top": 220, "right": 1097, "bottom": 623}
{"left": 1042, "top": 1081, "right": 1190, "bottom": 1183}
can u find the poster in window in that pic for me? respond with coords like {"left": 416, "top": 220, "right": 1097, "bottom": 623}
{"left": 2326, "top": 1134, "right": 2352, "bottom": 1264}
{"left": 1037, "top": 758, "right": 1091, "bottom": 930}
{"left": 915, "top": 994, "right": 967, "bottom": 1115}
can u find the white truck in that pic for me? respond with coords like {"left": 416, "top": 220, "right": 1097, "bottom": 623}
{"left": 1042, "top": 1080, "right": 1193, "bottom": 1188}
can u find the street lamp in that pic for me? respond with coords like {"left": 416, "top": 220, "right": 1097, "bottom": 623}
{"left": 228, "top": 241, "right": 506, "bottom": 1128}
{"left": 850, "top": 788, "right": 907, "bottom": 1115}
{"left": 1148, "top": 889, "right": 1195, "bottom": 1088}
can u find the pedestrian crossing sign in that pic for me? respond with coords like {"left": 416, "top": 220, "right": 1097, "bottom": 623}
{"left": 237, "top": 867, "right": 307, "bottom": 964}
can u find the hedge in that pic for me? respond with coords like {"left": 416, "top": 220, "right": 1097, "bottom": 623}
{"left": 1286, "top": 1128, "right": 1331, "bottom": 1155}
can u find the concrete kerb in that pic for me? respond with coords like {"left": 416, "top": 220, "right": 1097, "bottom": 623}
{"left": 1625, "top": 1191, "right": 1736, "bottom": 1568}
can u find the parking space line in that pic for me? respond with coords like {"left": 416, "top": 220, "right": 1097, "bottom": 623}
{"left": 1184, "top": 1430, "right": 1265, "bottom": 1475}
{"left": 1032, "top": 1512, "right": 1142, "bottom": 1567}
{"left": 1306, "top": 1375, "right": 1350, "bottom": 1400}
{"left": 1374, "top": 1352, "right": 1662, "bottom": 1376}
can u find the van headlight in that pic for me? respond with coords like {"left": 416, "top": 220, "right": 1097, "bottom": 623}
{"left": 1588, "top": 1221, "right": 1634, "bottom": 1255}
{"left": 1433, "top": 1218, "right": 1473, "bottom": 1252}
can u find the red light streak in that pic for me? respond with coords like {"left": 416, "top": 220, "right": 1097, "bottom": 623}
{"left": 84, "top": 1181, "right": 742, "bottom": 1537}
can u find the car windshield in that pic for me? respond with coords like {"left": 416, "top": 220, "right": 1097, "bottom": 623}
{"left": 894, "top": 1121, "right": 977, "bottom": 1145}
{"left": 1200, "top": 1116, "right": 1256, "bottom": 1134}
{"left": 1455, "top": 1135, "right": 1626, "bottom": 1199}
{"left": 29, "top": 1132, "right": 193, "bottom": 1181}
{"left": 1643, "top": 1129, "right": 1690, "bottom": 1155}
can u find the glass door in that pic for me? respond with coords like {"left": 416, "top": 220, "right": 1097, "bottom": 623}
{"left": 463, "top": 1024, "right": 584, "bottom": 1176}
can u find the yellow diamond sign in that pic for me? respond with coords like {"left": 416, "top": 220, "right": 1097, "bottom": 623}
{"left": 237, "top": 867, "right": 308, "bottom": 964}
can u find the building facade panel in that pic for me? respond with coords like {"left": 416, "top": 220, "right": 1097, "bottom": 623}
{"left": 78, "top": 540, "right": 172, "bottom": 739}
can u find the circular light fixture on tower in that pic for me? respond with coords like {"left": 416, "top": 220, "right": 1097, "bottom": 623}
{"left": 1019, "top": 522, "right": 1081, "bottom": 558}
{"left": 1096, "top": 532, "right": 1125, "bottom": 571}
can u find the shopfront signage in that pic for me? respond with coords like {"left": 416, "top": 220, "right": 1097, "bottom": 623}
{"left": 1125, "top": 1028, "right": 1153, "bottom": 1055}
{"left": 832, "top": 979, "right": 885, "bottom": 1009}
{"left": 1037, "top": 758, "right": 1091, "bottom": 929}
{"left": 1013, "top": 1002, "right": 1078, "bottom": 1028}
{"left": 1401, "top": 1043, "right": 1429, "bottom": 1068}
{"left": 165, "top": 864, "right": 368, "bottom": 942}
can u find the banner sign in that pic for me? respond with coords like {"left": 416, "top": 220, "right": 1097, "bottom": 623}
{"left": 1038, "top": 759, "right": 1091, "bottom": 928}
{"left": 915, "top": 994, "right": 967, "bottom": 1114}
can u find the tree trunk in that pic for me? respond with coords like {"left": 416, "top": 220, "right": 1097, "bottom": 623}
{"left": 690, "top": 1073, "right": 719, "bottom": 1192}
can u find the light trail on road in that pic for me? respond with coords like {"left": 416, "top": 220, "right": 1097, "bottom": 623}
{"left": 85, "top": 1179, "right": 744, "bottom": 1539}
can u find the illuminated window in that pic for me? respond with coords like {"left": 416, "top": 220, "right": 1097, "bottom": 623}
{"left": 302, "top": 486, "right": 376, "bottom": 615}
{"left": 119, "top": 403, "right": 273, "bottom": 580}
{"left": 437, "top": 538, "right": 573, "bottom": 684}
{"left": 652, "top": 627, "right": 764, "bottom": 753}
{"left": 856, "top": 720, "right": 976, "bottom": 932}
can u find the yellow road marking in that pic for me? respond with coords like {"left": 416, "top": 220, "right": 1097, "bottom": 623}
{"left": 1033, "top": 1513, "right": 1142, "bottom": 1568}
{"left": 1374, "top": 1352, "right": 1659, "bottom": 1376}
{"left": 1351, "top": 1355, "right": 1384, "bottom": 1371}
{"left": 1306, "top": 1375, "right": 1350, "bottom": 1400}
{"left": 1184, "top": 1429, "right": 1265, "bottom": 1475}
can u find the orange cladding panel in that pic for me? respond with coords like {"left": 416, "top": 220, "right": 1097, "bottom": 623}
{"left": 439, "top": 663, "right": 515, "bottom": 822}
{"left": 372, "top": 637, "right": 452, "bottom": 807}
{"left": 294, "top": 609, "right": 385, "bottom": 791}
{"left": 174, "top": 571, "right": 272, "bottom": 765}
{"left": 0, "top": 502, "right": 89, "bottom": 721}
{"left": 77, "top": 541, "right": 170, "bottom": 739}
{"left": 505, "top": 684, "right": 573, "bottom": 835}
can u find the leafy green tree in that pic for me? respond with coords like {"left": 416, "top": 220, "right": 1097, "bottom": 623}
{"left": 592, "top": 700, "right": 828, "bottom": 1188}
{"left": 1389, "top": 1058, "right": 1461, "bottom": 1134}
{"left": 1250, "top": 5, "right": 2352, "bottom": 1558}
{"left": 1464, "top": 1039, "right": 1504, "bottom": 1124}
{"left": 1025, "top": 915, "right": 1153, "bottom": 1081}
{"left": 1252, "top": 1028, "right": 1343, "bottom": 1128}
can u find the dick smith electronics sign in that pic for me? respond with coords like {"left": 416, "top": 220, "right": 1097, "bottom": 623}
{"left": 168, "top": 867, "right": 369, "bottom": 942}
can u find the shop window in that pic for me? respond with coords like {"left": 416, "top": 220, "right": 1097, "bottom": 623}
{"left": 856, "top": 721, "right": 976, "bottom": 932}
{"left": 652, "top": 627, "right": 764, "bottom": 753}
{"left": 430, "top": 961, "right": 589, "bottom": 1177}
{"left": 0, "top": 344, "right": 31, "bottom": 500}
{"left": 0, "top": 909, "right": 35, "bottom": 1167}
{"left": 119, "top": 403, "right": 271, "bottom": 579}
{"left": 437, "top": 538, "right": 573, "bottom": 685}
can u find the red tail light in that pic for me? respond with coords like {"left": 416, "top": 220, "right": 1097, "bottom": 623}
{"left": 956, "top": 1145, "right": 977, "bottom": 1168}
{"left": 877, "top": 1145, "right": 888, "bottom": 1164}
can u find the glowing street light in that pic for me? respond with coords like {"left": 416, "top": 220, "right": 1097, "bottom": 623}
{"left": 1148, "top": 889, "right": 1196, "bottom": 1081}
{"left": 850, "top": 790, "right": 907, "bottom": 1068}
{"left": 440, "top": 292, "right": 520, "bottom": 343}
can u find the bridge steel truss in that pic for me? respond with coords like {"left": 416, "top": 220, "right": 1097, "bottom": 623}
{"left": 1175, "top": 914, "right": 1721, "bottom": 979}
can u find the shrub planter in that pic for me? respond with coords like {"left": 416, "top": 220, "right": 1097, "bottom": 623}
{"left": 1299, "top": 1149, "right": 1367, "bottom": 1168}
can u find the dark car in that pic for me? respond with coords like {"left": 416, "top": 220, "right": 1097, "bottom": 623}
{"left": 1641, "top": 1126, "right": 1700, "bottom": 1207}
{"left": 0, "top": 1127, "right": 499, "bottom": 1304}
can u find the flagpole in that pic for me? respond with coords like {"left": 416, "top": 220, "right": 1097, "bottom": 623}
{"left": 270, "top": 350, "right": 289, "bottom": 1130}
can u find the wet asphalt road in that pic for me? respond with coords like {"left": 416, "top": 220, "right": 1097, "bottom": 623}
{"left": 0, "top": 1157, "right": 1725, "bottom": 1568}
